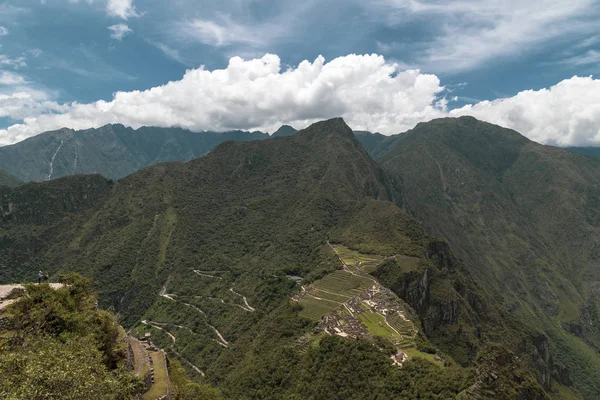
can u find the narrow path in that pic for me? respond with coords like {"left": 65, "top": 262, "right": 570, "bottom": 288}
{"left": 47, "top": 140, "right": 64, "bottom": 180}
{"left": 306, "top": 294, "right": 343, "bottom": 305}
{"left": 140, "top": 322, "right": 206, "bottom": 378}
{"left": 193, "top": 270, "right": 222, "bottom": 279}
{"left": 171, "top": 348, "right": 205, "bottom": 377}
{"left": 157, "top": 281, "right": 228, "bottom": 347}
{"left": 142, "top": 320, "right": 177, "bottom": 343}
{"left": 208, "top": 324, "right": 229, "bottom": 346}
{"left": 229, "top": 288, "right": 256, "bottom": 312}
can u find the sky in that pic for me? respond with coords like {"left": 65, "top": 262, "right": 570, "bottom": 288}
{"left": 1, "top": 0, "right": 600, "bottom": 146}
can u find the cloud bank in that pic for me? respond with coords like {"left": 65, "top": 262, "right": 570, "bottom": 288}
{"left": 450, "top": 76, "right": 600, "bottom": 146}
{"left": 1, "top": 53, "right": 600, "bottom": 147}
{"left": 0, "top": 54, "right": 446, "bottom": 144}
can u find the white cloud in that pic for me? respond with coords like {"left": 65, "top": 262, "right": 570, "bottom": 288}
{"left": 0, "top": 90, "right": 67, "bottom": 121}
{"left": 2, "top": 53, "right": 600, "bottom": 147}
{"left": 370, "top": 0, "right": 600, "bottom": 72}
{"left": 450, "top": 76, "right": 600, "bottom": 146}
{"left": 0, "top": 26, "right": 7, "bottom": 36}
{"left": 0, "top": 71, "right": 27, "bottom": 85}
{"left": 0, "top": 54, "right": 446, "bottom": 145}
{"left": 108, "top": 23, "right": 132, "bottom": 40}
{"left": 179, "top": 16, "right": 275, "bottom": 47}
{"left": 107, "top": 0, "right": 138, "bottom": 20}
{"left": 558, "top": 49, "right": 600, "bottom": 67}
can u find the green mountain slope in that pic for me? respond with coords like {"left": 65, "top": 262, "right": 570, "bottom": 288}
{"left": 376, "top": 116, "right": 600, "bottom": 398}
{"left": 0, "top": 169, "right": 21, "bottom": 187}
{"left": 0, "top": 124, "right": 269, "bottom": 182}
{"left": 0, "top": 118, "right": 553, "bottom": 399}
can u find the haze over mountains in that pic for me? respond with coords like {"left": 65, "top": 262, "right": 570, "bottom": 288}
{"left": 2, "top": 121, "right": 599, "bottom": 184}
{"left": 2, "top": 116, "right": 600, "bottom": 398}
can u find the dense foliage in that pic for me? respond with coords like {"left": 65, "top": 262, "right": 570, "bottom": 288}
{"left": 0, "top": 274, "right": 144, "bottom": 399}
{"left": 0, "top": 118, "right": 559, "bottom": 399}
{"left": 371, "top": 116, "right": 600, "bottom": 398}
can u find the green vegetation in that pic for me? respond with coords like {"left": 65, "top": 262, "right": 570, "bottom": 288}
{"left": 0, "top": 274, "right": 144, "bottom": 399}
{"left": 169, "top": 359, "right": 223, "bottom": 400}
{"left": 0, "top": 118, "right": 560, "bottom": 399}
{"left": 142, "top": 352, "right": 170, "bottom": 400}
{"left": 0, "top": 169, "right": 21, "bottom": 187}
{"left": 373, "top": 116, "right": 600, "bottom": 398}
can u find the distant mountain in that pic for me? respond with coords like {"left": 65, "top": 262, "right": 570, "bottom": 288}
{"left": 0, "top": 124, "right": 269, "bottom": 182}
{"left": 270, "top": 124, "right": 297, "bottom": 137}
{"left": 0, "top": 118, "right": 551, "bottom": 399}
{"left": 374, "top": 116, "right": 600, "bottom": 398}
{"left": 0, "top": 169, "right": 21, "bottom": 187}
{"left": 353, "top": 130, "right": 397, "bottom": 158}
{"left": 565, "top": 147, "right": 600, "bottom": 159}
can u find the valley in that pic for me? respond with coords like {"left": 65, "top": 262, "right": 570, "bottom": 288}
{"left": 0, "top": 117, "right": 591, "bottom": 399}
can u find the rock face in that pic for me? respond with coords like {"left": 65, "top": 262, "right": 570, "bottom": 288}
{"left": 370, "top": 116, "right": 599, "bottom": 398}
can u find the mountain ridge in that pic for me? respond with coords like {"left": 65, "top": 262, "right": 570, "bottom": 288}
{"left": 0, "top": 117, "right": 556, "bottom": 399}
{"left": 374, "top": 116, "right": 600, "bottom": 398}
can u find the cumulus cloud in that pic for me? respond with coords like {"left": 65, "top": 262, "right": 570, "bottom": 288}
{"left": 450, "top": 76, "right": 600, "bottom": 147}
{"left": 0, "top": 26, "right": 8, "bottom": 36}
{"left": 1, "top": 53, "right": 600, "bottom": 147}
{"left": 0, "top": 54, "right": 446, "bottom": 145}
{"left": 108, "top": 23, "right": 132, "bottom": 40}
{"left": 107, "top": 0, "right": 137, "bottom": 20}
{"left": 0, "top": 90, "right": 68, "bottom": 121}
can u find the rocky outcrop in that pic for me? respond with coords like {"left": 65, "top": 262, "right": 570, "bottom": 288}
{"left": 457, "top": 345, "right": 550, "bottom": 400}
{"left": 426, "top": 239, "right": 457, "bottom": 273}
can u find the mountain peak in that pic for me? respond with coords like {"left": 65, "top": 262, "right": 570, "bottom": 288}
{"left": 271, "top": 125, "right": 297, "bottom": 137}
{"left": 301, "top": 117, "right": 354, "bottom": 138}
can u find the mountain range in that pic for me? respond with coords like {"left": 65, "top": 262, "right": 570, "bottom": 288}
{"left": 1, "top": 121, "right": 598, "bottom": 185}
{"left": 1, "top": 117, "right": 599, "bottom": 399}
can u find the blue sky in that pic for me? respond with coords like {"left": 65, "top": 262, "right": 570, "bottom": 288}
{"left": 1, "top": 0, "right": 600, "bottom": 146}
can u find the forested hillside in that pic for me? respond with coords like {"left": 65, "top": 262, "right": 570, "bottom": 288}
{"left": 0, "top": 118, "right": 559, "bottom": 399}
{"left": 374, "top": 116, "right": 600, "bottom": 398}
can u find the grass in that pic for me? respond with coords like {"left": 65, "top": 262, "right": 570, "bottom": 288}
{"left": 298, "top": 297, "right": 339, "bottom": 321}
{"left": 403, "top": 347, "right": 445, "bottom": 367}
{"left": 142, "top": 351, "right": 170, "bottom": 400}
{"left": 317, "top": 271, "right": 372, "bottom": 295}
{"left": 357, "top": 309, "right": 399, "bottom": 340}
{"left": 333, "top": 245, "right": 384, "bottom": 273}
{"left": 312, "top": 288, "right": 352, "bottom": 303}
